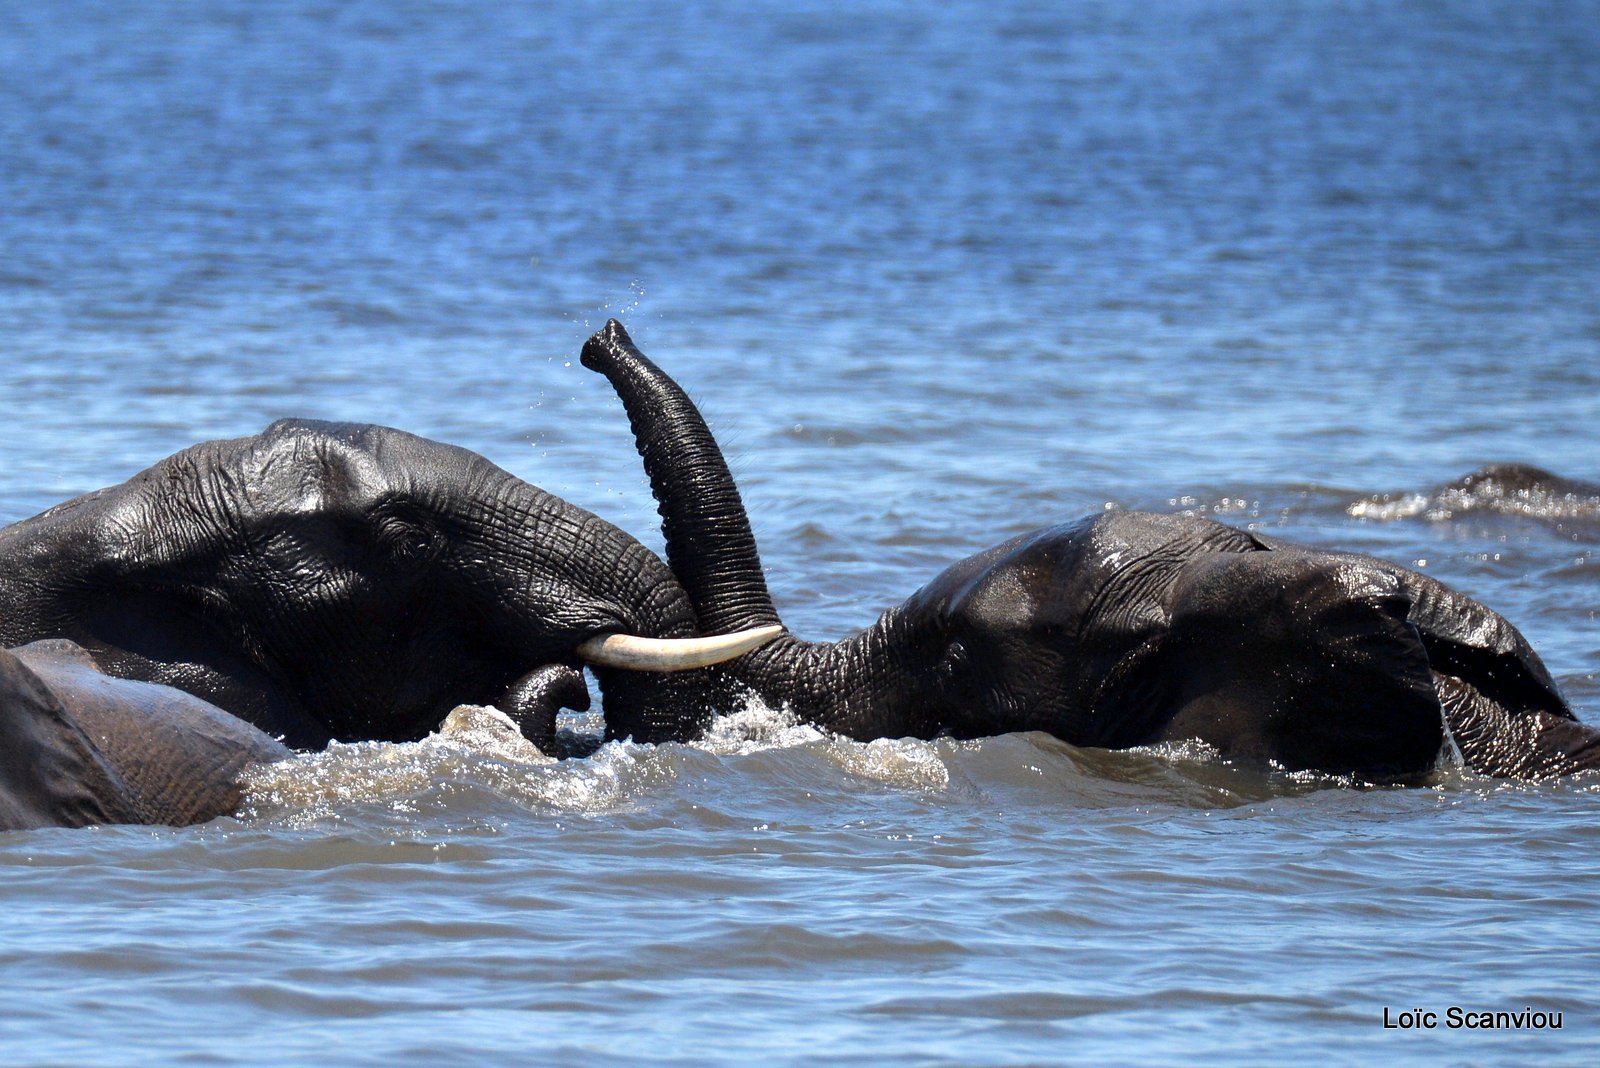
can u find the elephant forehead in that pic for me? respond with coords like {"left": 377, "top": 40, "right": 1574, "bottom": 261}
{"left": 1076, "top": 510, "right": 1264, "bottom": 592}
{"left": 241, "top": 420, "right": 506, "bottom": 508}
{"left": 241, "top": 440, "right": 360, "bottom": 511}
{"left": 1084, "top": 510, "right": 1263, "bottom": 561}
{"left": 911, "top": 519, "right": 1103, "bottom": 630}
{"left": 950, "top": 562, "right": 1041, "bottom": 629}
{"left": 1170, "top": 549, "right": 1407, "bottom": 625}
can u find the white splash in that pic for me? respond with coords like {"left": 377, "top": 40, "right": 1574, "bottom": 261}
{"left": 1347, "top": 493, "right": 1430, "bottom": 521}
{"left": 692, "top": 692, "right": 827, "bottom": 756}
{"left": 689, "top": 692, "right": 953, "bottom": 791}
{"left": 435, "top": 704, "right": 555, "bottom": 763}
{"left": 239, "top": 691, "right": 972, "bottom": 825}
{"left": 237, "top": 704, "right": 657, "bottom": 823}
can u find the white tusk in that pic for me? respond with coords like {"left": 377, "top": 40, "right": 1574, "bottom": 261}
{"left": 576, "top": 624, "right": 784, "bottom": 672}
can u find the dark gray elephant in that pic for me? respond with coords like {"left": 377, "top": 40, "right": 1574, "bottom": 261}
{"left": 0, "top": 639, "right": 290, "bottom": 830}
{"left": 0, "top": 418, "right": 776, "bottom": 754}
{"left": 1355, "top": 463, "right": 1600, "bottom": 530}
{"left": 1442, "top": 463, "right": 1599, "bottom": 498}
{"left": 580, "top": 320, "right": 1600, "bottom": 780}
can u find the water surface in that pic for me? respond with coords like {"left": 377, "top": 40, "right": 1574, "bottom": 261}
{"left": 2, "top": 1, "right": 1599, "bottom": 1064}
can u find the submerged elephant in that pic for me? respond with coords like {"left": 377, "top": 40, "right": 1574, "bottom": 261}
{"left": 580, "top": 320, "right": 1600, "bottom": 780}
{"left": 1434, "top": 463, "right": 1600, "bottom": 508}
{"left": 1353, "top": 462, "right": 1600, "bottom": 530}
{"left": 0, "top": 640, "right": 290, "bottom": 830}
{"left": 0, "top": 418, "right": 777, "bottom": 754}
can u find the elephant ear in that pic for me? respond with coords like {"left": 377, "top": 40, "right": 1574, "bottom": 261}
{"left": 1252, "top": 538, "right": 1600, "bottom": 777}
{"left": 1436, "top": 673, "right": 1600, "bottom": 778}
{"left": 1377, "top": 567, "right": 1573, "bottom": 722}
{"left": 1250, "top": 533, "right": 1572, "bottom": 722}
{"left": 1091, "top": 549, "right": 1447, "bottom": 778}
{"left": 0, "top": 646, "right": 135, "bottom": 830}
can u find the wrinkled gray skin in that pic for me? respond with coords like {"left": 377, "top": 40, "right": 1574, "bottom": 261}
{"left": 0, "top": 418, "right": 711, "bottom": 754}
{"left": 582, "top": 320, "right": 1600, "bottom": 780}
{"left": 0, "top": 640, "right": 291, "bottom": 830}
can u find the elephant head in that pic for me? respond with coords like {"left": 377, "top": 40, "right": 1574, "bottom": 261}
{"left": 0, "top": 418, "right": 776, "bottom": 750}
{"left": 580, "top": 320, "right": 1600, "bottom": 779}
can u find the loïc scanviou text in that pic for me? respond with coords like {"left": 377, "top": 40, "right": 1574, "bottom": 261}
{"left": 1383, "top": 1006, "right": 1562, "bottom": 1030}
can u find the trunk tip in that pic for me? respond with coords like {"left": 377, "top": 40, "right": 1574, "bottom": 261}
{"left": 581, "top": 319, "right": 636, "bottom": 372}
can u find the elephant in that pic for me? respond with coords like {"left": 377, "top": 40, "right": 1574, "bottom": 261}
{"left": 0, "top": 639, "right": 291, "bottom": 830}
{"left": 1408, "top": 460, "right": 1593, "bottom": 527}
{"left": 1355, "top": 462, "right": 1600, "bottom": 529}
{"left": 0, "top": 417, "right": 778, "bottom": 755}
{"left": 1433, "top": 463, "right": 1600, "bottom": 509}
{"left": 579, "top": 320, "right": 1600, "bottom": 780}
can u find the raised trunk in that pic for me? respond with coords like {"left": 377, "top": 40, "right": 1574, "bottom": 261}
{"left": 581, "top": 321, "right": 782, "bottom": 635}
{"left": 583, "top": 321, "right": 929, "bottom": 738}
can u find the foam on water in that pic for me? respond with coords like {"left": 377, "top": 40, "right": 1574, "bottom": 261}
{"left": 1350, "top": 472, "right": 1600, "bottom": 527}
{"left": 238, "top": 692, "right": 1443, "bottom": 831}
{"left": 240, "top": 705, "right": 649, "bottom": 825}
{"left": 691, "top": 692, "right": 829, "bottom": 756}
{"left": 1347, "top": 492, "right": 1432, "bottom": 522}
{"left": 241, "top": 696, "right": 965, "bottom": 824}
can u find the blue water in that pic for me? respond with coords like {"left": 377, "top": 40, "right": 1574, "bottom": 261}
{"left": 3, "top": 1, "right": 1599, "bottom": 1063}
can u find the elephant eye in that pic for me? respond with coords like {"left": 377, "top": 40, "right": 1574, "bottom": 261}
{"left": 375, "top": 514, "right": 435, "bottom": 565}
{"left": 939, "top": 640, "right": 970, "bottom": 680}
